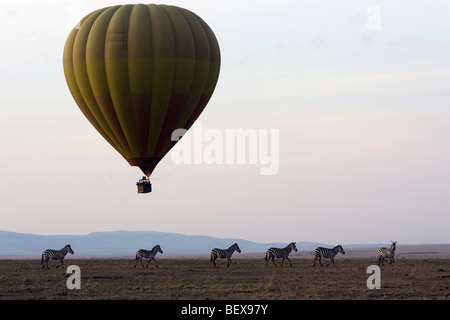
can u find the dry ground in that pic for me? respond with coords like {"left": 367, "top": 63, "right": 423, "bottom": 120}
{"left": 0, "top": 257, "right": 449, "bottom": 300}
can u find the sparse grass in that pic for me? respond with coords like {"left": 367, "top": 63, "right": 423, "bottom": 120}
{"left": 0, "top": 258, "right": 448, "bottom": 300}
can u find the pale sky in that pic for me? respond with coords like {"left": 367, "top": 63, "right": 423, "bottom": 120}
{"left": 0, "top": 0, "right": 449, "bottom": 246}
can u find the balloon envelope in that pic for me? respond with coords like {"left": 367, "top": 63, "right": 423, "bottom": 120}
{"left": 63, "top": 4, "right": 220, "bottom": 177}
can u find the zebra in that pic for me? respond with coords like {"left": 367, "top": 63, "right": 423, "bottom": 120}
{"left": 265, "top": 242, "right": 298, "bottom": 267}
{"left": 313, "top": 244, "right": 345, "bottom": 267}
{"left": 378, "top": 241, "right": 397, "bottom": 266}
{"left": 134, "top": 245, "right": 163, "bottom": 268}
{"left": 210, "top": 243, "right": 241, "bottom": 267}
{"left": 40, "top": 244, "right": 74, "bottom": 269}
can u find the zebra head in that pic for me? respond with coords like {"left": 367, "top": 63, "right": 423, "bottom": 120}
{"left": 233, "top": 243, "right": 241, "bottom": 253}
{"left": 291, "top": 242, "right": 298, "bottom": 252}
{"left": 66, "top": 244, "right": 74, "bottom": 254}
{"left": 390, "top": 241, "right": 397, "bottom": 251}
{"left": 154, "top": 244, "right": 163, "bottom": 254}
{"left": 337, "top": 245, "right": 345, "bottom": 255}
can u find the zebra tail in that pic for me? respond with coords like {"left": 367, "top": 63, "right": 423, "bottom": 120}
{"left": 40, "top": 254, "right": 43, "bottom": 264}
{"left": 264, "top": 253, "right": 268, "bottom": 261}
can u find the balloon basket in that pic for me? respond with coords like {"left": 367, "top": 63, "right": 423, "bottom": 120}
{"left": 136, "top": 176, "right": 152, "bottom": 193}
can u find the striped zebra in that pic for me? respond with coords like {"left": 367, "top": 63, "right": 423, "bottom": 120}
{"left": 40, "top": 244, "right": 74, "bottom": 269}
{"left": 134, "top": 245, "right": 163, "bottom": 268}
{"left": 313, "top": 245, "right": 345, "bottom": 267}
{"left": 378, "top": 241, "right": 397, "bottom": 266}
{"left": 210, "top": 243, "right": 241, "bottom": 267}
{"left": 265, "top": 242, "right": 298, "bottom": 267}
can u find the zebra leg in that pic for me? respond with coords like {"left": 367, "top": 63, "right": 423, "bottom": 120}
{"left": 227, "top": 258, "right": 231, "bottom": 267}
{"left": 134, "top": 254, "right": 140, "bottom": 268}
{"left": 210, "top": 255, "right": 215, "bottom": 267}
{"left": 313, "top": 255, "right": 322, "bottom": 267}
{"left": 281, "top": 257, "right": 285, "bottom": 266}
{"left": 140, "top": 258, "right": 145, "bottom": 268}
{"left": 286, "top": 257, "right": 293, "bottom": 267}
{"left": 271, "top": 256, "right": 277, "bottom": 267}
{"left": 146, "top": 259, "right": 151, "bottom": 268}
{"left": 326, "top": 258, "right": 333, "bottom": 267}
{"left": 146, "top": 258, "right": 157, "bottom": 268}
{"left": 57, "top": 259, "right": 65, "bottom": 269}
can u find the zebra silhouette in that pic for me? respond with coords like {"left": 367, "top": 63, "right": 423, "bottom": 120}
{"left": 210, "top": 243, "right": 241, "bottom": 267}
{"left": 41, "top": 244, "right": 74, "bottom": 269}
{"left": 265, "top": 242, "right": 298, "bottom": 267}
{"left": 378, "top": 241, "right": 397, "bottom": 266}
{"left": 134, "top": 245, "right": 163, "bottom": 268}
{"left": 313, "top": 245, "right": 345, "bottom": 267}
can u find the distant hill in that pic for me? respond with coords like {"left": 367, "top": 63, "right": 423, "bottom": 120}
{"left": 1, "top": 230, "right": 449, "bottom": 259}
{"left": 0, "top": 230, "right": 329, "bottom": 257}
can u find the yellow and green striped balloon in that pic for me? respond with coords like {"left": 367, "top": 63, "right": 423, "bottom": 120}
{"left": 63, "top": 4, "right": 220, "bottom": 178}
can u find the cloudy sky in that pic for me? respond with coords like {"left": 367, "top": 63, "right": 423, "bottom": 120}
{"left": 0, "top": 0, "right": 449, "bottom": 246}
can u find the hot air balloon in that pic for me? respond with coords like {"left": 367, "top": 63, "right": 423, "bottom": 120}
{"left": 63, "top": 4, "right": 220, "bottom": 193}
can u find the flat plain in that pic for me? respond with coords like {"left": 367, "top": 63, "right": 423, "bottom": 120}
{"left": 0, "top": 252, "right": 449, "bottom": 300}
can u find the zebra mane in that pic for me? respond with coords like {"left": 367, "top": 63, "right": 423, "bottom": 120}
{"left": 152, "top": 244, "right": 160, "bottom": 250}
